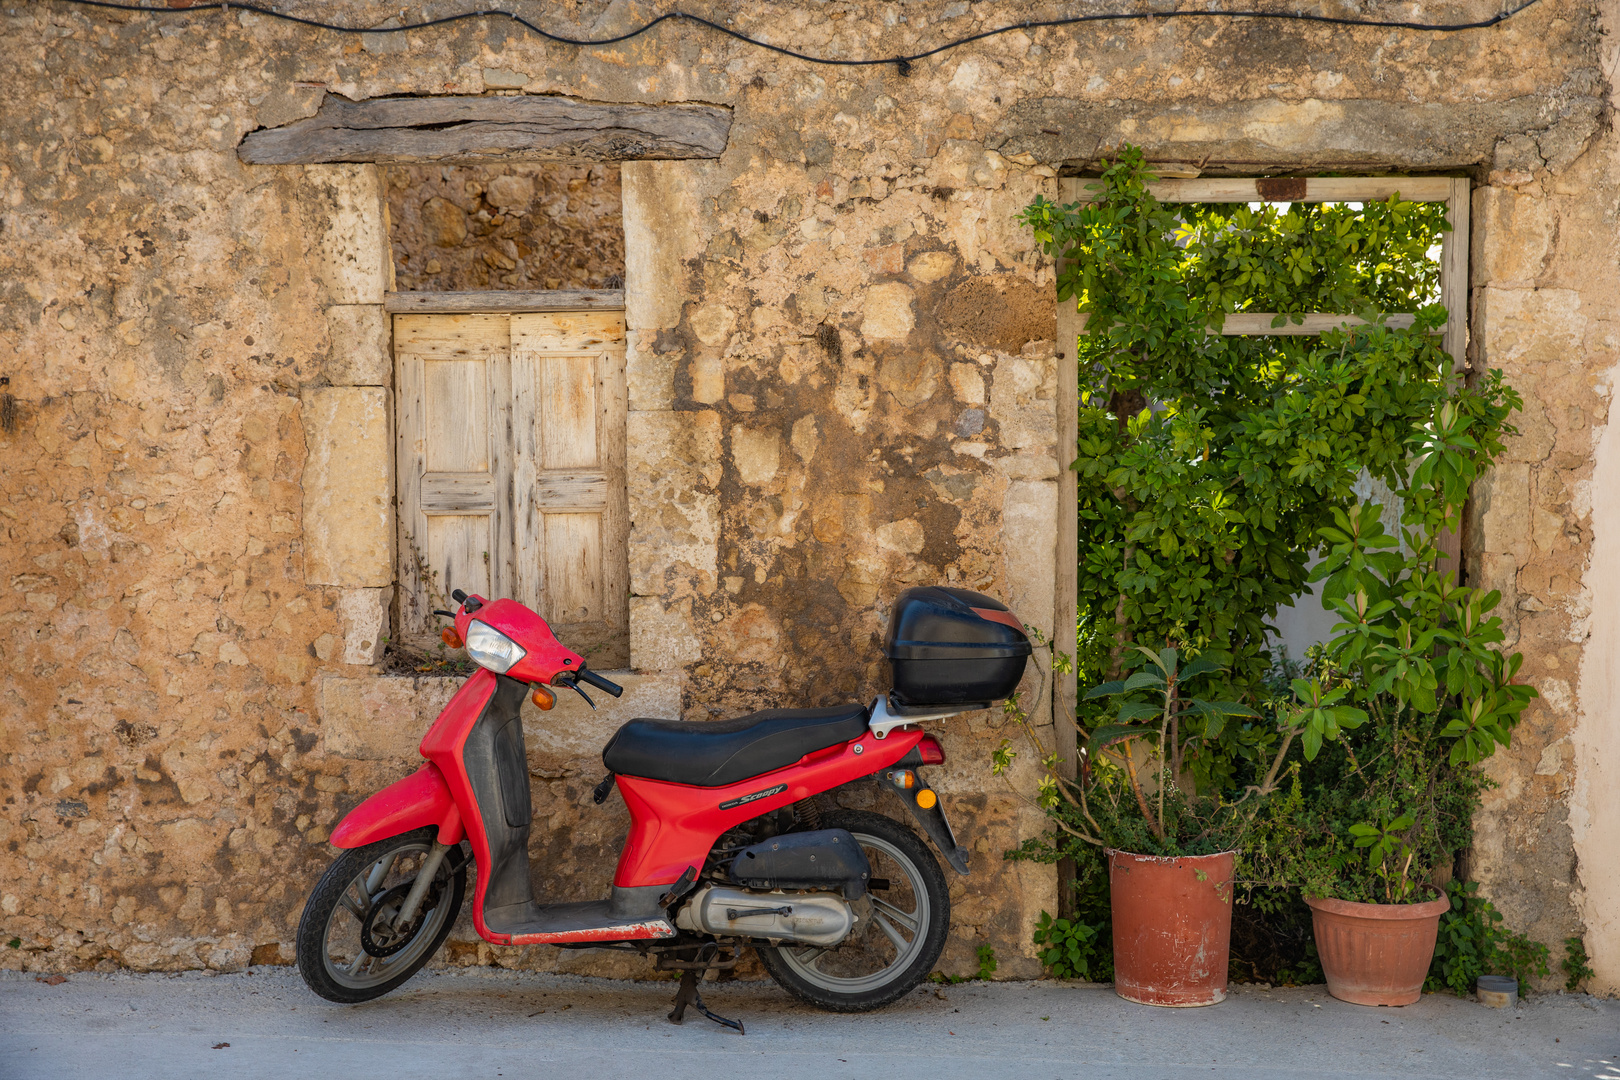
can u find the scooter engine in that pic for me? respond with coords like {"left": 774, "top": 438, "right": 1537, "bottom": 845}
{"left": 674, "top": 884, "right": 854, "bottom": 947}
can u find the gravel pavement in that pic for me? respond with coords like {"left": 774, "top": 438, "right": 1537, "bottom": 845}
{"left": 2, "top": 967, "right": 1616, "bottom": 1079}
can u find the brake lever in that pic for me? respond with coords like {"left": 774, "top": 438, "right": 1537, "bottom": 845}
{"left": 555, "top": 675, "right": 596, "bottom": 710}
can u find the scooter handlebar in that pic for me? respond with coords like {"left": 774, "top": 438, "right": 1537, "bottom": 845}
{"left": 575, "top": 666, "right": 624, "bottom": 698}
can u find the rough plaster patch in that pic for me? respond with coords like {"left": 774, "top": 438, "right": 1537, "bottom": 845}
{"left": 629, "top": 597, "right": 702, "bottom": 670}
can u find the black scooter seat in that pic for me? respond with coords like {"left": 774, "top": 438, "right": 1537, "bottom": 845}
{"left": 601, "top": 704, "right": 871, "bottom": 788}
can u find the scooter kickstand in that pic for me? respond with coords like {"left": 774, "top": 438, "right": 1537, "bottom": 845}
{"left": 668, "top": 970, "right": 745, "bottom": 1035}
{"left": 667, "top": 946, "right": 745, "bottom": 1034}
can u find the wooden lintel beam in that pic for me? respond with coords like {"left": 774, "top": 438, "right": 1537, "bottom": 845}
{"left": 1139, "top": 176, "right": 1455, "bottom": 203}
{"left": 384, "top": 290, "right": 625, "bottom": 314}
{"left": 239, "top": 94, "right": 731, "bottom": 165}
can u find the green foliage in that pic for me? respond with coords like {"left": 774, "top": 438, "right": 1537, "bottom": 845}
{"left": 927, "top": 944, "right": 998, "bottom": 985}
{"left": 1562, "top": 936, "right": 1595, "bottom": 992}
{"left": 1246, "top": 676, "right": 1491, "bottom": 905}
{"left": 1033, "top": 911, "right": 1111, "bottom": 982}
{"left": 1020, "top": 147, "right": 1511, "bottom": 791}
{"left": 6, "top": 937, "right": 18, "bottom": 949}
{"left": 1062, "top": 645, "right": 1288, "bottom": 855}
{"left": 1427, "top": 881, "right": 1548, "bottom": 996}
{"left": 975, "top": 944, "right": 999, "bottom": 981}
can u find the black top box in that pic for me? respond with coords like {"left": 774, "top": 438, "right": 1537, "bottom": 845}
{"left": 882, "top": 586, "right": 1033, "bottom": 708}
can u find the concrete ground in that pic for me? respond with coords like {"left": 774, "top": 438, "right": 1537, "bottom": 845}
{"left": 2, "top": 968, "right": 1616, "bottom": 1080}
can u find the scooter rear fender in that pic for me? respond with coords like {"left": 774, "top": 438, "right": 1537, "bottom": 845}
{"left": 329, "top": 762, "right": 464, "bottom": 849}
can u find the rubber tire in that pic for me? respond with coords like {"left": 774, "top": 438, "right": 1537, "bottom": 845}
{"left": 296, "top": 828, "right": 466, "bottom": 1004}
{"left": 756, "top": 809, "right": 950, "bottom": 1013}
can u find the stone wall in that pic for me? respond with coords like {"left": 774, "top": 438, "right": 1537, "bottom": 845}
{"left": 384, "top": 163, "right": 624, "bottom": 292}
{"left": 0, "top": 0, "right": 1616, "bottom": 993}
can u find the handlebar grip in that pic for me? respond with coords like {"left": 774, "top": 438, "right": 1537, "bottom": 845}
{"left": 576, "top": 667, "right": 624, "bottom": 698}
{"left": 451, "top": 589, "right": 468, "bottom": 604}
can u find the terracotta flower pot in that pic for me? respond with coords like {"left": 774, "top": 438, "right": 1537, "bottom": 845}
{"left": 1306, "top": 893, "right": 1450, "bottom": 1006}
{"left": 1108, "top": 849, "right": 1235, "bottom": 1007}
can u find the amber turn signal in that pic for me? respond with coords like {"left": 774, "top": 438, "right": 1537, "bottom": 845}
{"left": 531, "top": 685, "right": 555, "bottom": 711}
{"left": 916, "top": 788, "right": 938, "bottom": 810}
{"left": 441, "top": 627, "right": 463, "bottom": 649}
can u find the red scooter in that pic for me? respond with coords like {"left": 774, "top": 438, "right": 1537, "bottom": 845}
{"left": 296, "top": 585, "right": 1031, "bottom": 1029}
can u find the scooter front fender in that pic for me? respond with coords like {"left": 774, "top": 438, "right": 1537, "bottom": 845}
{"left": 329, "top": 762, "right": 464, "bottom": 849}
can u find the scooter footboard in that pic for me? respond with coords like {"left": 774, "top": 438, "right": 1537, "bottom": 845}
{"left": 329, "top": 763, "right": 464, "bottom": 849}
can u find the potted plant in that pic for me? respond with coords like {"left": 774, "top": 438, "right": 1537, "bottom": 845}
{"left": 1250, "top": 402, "right": 1536, "bottom": 1005}
{"left": 1062, "top": 647, "right": 1349, "bottom": 1006}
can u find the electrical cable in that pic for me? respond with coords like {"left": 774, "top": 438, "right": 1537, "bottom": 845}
{"left": 43, "top": 0, "right": 1548, "bottom": 75}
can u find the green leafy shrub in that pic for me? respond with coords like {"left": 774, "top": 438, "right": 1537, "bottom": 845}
{"left": 1033, "top": 911, "right": 1112, "bottom": 982}
{"left": 1562, "top": 936, "right": 1595, "bottom": 992}
{"left": 1427, "top": 881, "right": 1548, "bottom": 995}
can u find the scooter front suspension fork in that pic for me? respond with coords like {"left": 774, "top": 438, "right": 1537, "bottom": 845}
{"left": 396, "top": 841, "right": 454, "bottom": 926}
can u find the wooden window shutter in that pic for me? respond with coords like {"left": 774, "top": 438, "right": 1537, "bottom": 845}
{"left": 394, "top": 310, "right": 628, "bottom": 667}
{"left": 510, "top": 311, "right": 628, "bottom": 666}
{"left": 395, "top": 313, "right": 515, "bottom": 633}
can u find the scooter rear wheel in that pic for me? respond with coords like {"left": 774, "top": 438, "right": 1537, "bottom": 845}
{"left": 756, "top": 809, "right": 949, "bottom": 1013}
{"left": 296, "top": 827, "right": 466, "bottom": 1004}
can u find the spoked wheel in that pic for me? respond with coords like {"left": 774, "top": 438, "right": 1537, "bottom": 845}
{"left": 296, "top": 827, "right": 466, "bottom": 1004}
{"left": 757, "top": 809, "right": 949, "bottom": 1012}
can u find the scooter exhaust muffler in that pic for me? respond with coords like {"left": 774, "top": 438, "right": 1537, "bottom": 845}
{"left": 674, "top": 885, "right": 854, "bottom": 947}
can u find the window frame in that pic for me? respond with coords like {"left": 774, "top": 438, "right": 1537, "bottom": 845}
{"left": 385, "top": 288, "right": 630, "bottom": 665}
{"left": 1051, "top": 175, "right": 1471, "bottom": 769}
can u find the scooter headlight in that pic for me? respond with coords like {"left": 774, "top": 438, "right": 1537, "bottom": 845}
{"left": 464, "top": 620, "right": 526, "bottom": 674}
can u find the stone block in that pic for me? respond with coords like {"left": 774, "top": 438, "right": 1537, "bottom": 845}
{"left": 1476, "top": 463, "right": 1532, "bottom": 560}
{"left": 324, "top": 305, "right": 391, "bottom": 386}
{"left": 908, "top": 250, "right": 958, "bottom": 283}
{"left": 730, "top": 424, "right": 781, "bottom": 487}
{"left": 689, "top": 303, "right": 735, "bottom": 347}
{"left": 1003, "top": 479, "right": 1058, "bottom": 638}
{"left": 625, "top": 330, "right": 675, "bottom": 411}
{"left": 1475, "top": 287, "right": 1586, "bottom": 370}
{"left": 989, "top": 355, "right": 1056, "bottom": 451}
{"left": 689, "top": 352, "right": 724, "bottom": 405}
{"left": 622, "top": 161, "right": 713, "bottom": 332}
{"left": 304, "top": 164, "right": 392, "bottom": 306}
{"left": 337, "top": 588, "right": 389, "bottom": 666}
{"left": 1473, "top": 187, "right": 1554, "bottom": 288}
{"left": 949, "top": 362, "right": 986, "bottom": 404}
{"left": 627, "top": 410, "right": 720, "bottom": 594}
{"left": 861, "top": 283, "right": 916, "bottom": 340}
{"left": 321, "top": 675, "right": 457, "bottom": 761}
{"left": 629, "top": 597, "right": 702, "bottom": 670}
{"left": 302, "top": 388, "right": 395, "bottom": 588}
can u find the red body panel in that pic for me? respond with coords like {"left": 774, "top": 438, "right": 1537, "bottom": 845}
{"left": 612, "top": 728, "right": 925, "bottom": 887}
{"left": 453, "top": 596, "right": 584, "bottom": 685}
{"left": 329, "top": 763, "right": 464, "bottom": 849}
{"left": 414, "top": 668, "right": 508, "bottom": 941}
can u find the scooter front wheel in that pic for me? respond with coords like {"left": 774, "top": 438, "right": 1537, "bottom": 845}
{"left": 756, "top": 809, "right": 950, "bottom": 1013}
{"left": 296, "top": 827, "right": 466, "bottom": 1004}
